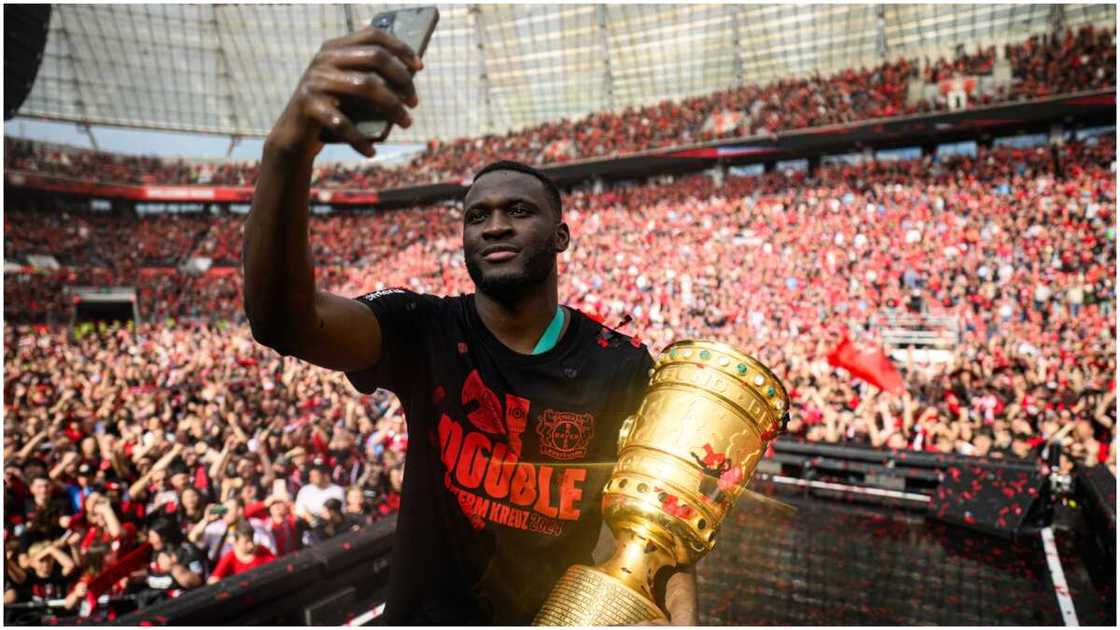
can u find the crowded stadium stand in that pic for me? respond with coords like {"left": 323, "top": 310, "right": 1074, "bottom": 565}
{"left": 2, "top": 4, "right": 1116, "bottom": 626}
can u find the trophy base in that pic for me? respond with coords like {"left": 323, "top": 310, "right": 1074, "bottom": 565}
{"left": 533, "top": 564, "right": 666, "bottom": 626}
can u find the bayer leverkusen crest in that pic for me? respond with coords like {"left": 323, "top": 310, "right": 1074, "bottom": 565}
{"left": 536, "top": 409, "right": 595, "bottom": 461}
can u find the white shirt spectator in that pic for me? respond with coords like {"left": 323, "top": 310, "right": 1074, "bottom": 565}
{"left": 1068, "top": 285, "right": 1084, "bottom": 305}
{"left": 295, "top": 483, "right": 345, "bottom": 518}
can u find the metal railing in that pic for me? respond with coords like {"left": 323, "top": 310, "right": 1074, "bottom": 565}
{"left": 877, "top": 311, "right": 960, "bottom": 357}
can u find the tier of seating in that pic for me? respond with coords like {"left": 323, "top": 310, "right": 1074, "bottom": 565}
{"left": 4, "top": 27, "right": 1113, "bottom": 191}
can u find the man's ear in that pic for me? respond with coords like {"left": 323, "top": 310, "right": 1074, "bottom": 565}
{"left": 554, "top": 222, "right": 571, "bottom": 253}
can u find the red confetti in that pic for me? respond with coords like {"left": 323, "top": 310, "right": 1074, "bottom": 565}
{"left": 658, "top": 492, "right": 695, "bottom": 519}
{"left": 719, "top": 465, "right": 745, "bottom": 492}
{"left": 699, "top": 443, "right": 727, "bottom": 468}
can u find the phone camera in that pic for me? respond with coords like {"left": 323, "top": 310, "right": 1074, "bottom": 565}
{"left": 376, "top": 16, "right": 393, "bottom": 29}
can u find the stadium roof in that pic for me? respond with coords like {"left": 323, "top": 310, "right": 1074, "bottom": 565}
{"left": 20, "top": 3, "right": 1116, "bottom": 143}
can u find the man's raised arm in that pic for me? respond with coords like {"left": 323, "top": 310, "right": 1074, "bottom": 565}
{"left": 242, "top": 26, "right": 422, "bottom": 372}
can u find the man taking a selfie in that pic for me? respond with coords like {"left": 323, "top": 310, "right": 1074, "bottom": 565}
{"left": 242, "top": 24, "right": 699, "bottom": 625}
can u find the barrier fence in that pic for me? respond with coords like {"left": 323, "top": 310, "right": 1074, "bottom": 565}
{"left": 32, "top": 441, "right": 1098, "bottom": 626}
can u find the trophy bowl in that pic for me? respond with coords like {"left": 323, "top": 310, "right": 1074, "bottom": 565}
{"left": 534, "top": 340, "right": 790, "bottom": 625}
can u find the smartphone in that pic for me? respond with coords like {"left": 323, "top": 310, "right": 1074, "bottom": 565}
{"left": 211, "top": 505, "right": 229, "bottom": 516}
{"left": 322, "top": 6, "right": 439, "bottom": 144}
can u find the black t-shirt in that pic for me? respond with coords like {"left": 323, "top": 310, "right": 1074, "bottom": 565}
{"left": 20, "top": 497, "right": 71, "bottom": 530}
{"left": 25, "top": 565, "right": 71, "bottom": 602}
{"left": 346, "top": 290, "right": 653, "bottom": 625}
{"left": 147, "top": 542, "right": 206, "bottom": 591}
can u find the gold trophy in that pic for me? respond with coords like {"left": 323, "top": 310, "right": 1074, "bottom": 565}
{"left": 534, "top": 340, "right": 789, "bottom": 625}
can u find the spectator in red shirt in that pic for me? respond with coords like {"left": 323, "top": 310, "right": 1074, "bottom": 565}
{"left": 207, "top": 520, "right": 275, "bottom": 584}
{"left": 246, "top": 494, "right": 301, "bottom": 558}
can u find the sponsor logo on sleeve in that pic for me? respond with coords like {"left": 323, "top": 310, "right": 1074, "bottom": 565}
{"left": 359, "top": 288, "right": 406, "bottom": 302}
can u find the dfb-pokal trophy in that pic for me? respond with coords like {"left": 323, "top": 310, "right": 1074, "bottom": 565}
{"left": 534, "top": 339, "right": 790, "bottom": 625}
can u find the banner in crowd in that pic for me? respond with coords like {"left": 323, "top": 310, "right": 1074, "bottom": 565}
{"left": 544, "top": 140, "right": 577, "bottom": 161}
{"left": 703, "top": 110, "right": 745, "bottom": 135}
{"left": 87, "top": 542, "right": 152, "bottom": 598}
{"left": 5, "top": 172, "right": 379, "bottom": 206}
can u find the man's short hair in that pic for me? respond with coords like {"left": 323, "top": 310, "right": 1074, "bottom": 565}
{"left": 471, "top": 160, "right": 562, "bottom": 217}
{"left": 22, "top": 458, "right": 47, "bottom": 472}
{"left": 234, "top": 519, "right": 256, "bottom": 541}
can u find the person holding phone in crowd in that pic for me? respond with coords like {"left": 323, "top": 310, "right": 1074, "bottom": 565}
{"left": 242, "top": 21, "right": 698, "bottom": 626}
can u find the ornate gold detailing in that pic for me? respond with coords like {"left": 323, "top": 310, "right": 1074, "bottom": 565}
{"left": 533, "top": 340, "right": 790, "bottom": 625}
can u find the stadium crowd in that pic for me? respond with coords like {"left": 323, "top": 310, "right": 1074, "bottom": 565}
{"left": 4, "top": 131, "right": 1116, "bottom": 618}
{"left": 5, "top": 26, "right": 1114, "bottom": 191}
{"left": 4, "top": 316, "right": 408, "bottom": 619}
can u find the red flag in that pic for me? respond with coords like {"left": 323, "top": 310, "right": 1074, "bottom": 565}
{"left": 86, "top": 542, "right": 152, "bottom": 598}
{"left": 827, "top": 336, "right": 904, "bottom": 395}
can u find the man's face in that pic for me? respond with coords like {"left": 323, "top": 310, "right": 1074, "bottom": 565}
{"left": 30, "top": 478, "right": 50, "bottom": 501}
{"left": 170, "top": 472, "right": 189, "bottom": 491}
{"left": 462, "top": 170, "right": 569, "bottom": 303}
{"left": 310, "top": 468, "right": 329, "bottom": 488}
{"left": 237, "top": 458, "right": 254, "bottom": 478}
{"left": 31, "top": 551, "right": 55, "bottom": 576}
{"left": 269, "top": 501, "right": 289, "bottom": 521}
{"left": 181, "top": 489, "right": 200, "bottom": 511}
{"left": 240, "top": 481, "right": 259, "bottom": 503}
{"left": 235, "top": 534, "right": 255, "bottom": 556}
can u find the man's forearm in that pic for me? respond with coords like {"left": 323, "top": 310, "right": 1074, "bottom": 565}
{"left": 242, "top": 138, "right": 319, "bottom": 351}
{"left": 188, "top": 520, "right": 208, "bottom": 544}
{"left": 16, "top": 432, "right": 46, "bottom": 461}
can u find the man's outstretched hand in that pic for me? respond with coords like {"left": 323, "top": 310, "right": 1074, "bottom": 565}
{"left": 269, "top": 25, "right": 424, "bottom": 159}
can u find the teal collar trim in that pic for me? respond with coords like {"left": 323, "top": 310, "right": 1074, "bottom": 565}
{"left": 531, "top": 306, "right": 565, "bottom": 355}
